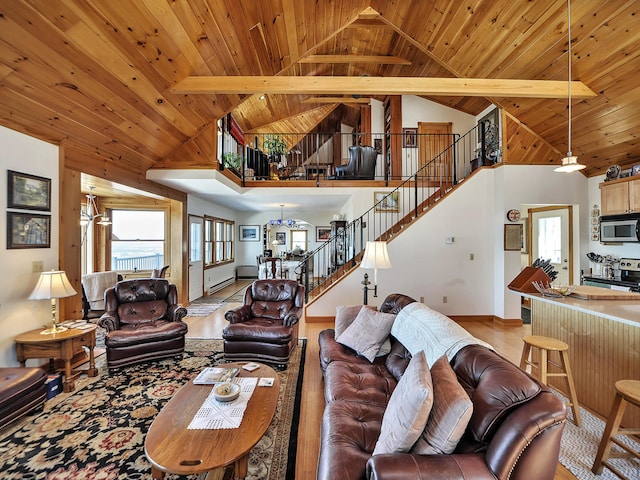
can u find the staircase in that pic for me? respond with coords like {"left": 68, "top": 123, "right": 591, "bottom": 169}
{"left": 298, "top": 124, "right": 489, "bottom": 303}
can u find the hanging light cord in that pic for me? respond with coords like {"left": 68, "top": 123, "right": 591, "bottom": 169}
{"left": 567, "top": 0, "right": 572, "bottom": 157}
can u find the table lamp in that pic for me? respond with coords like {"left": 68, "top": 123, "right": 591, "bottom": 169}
{"left": 360, "top": 241, "right": 392, "bottom": 305}
{"left": 29, "top": 270, "right": 77, "bottom": 334}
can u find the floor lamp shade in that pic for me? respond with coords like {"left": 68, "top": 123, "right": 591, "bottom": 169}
{"left": 360, "top": 241, "right": 392, "bottom": 285}
{"left": 29, "top": 270, "right": 77, "bottom": 334}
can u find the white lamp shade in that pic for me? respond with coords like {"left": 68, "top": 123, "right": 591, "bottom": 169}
{"left": 272, "top": 240, "right": 280, "bottom": 246}
{"left": 29, "top": 270, "right": 77, "bottom": 300}
{"left": 360, "top": 241, "right": 392, "bottom": 270}
{"left": 554, "top": 155, "right": 586, "bottom": 173}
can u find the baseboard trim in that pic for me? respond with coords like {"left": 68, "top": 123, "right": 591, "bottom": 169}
{"left": 208, "top": 277, "right": 234, "bottom": 295}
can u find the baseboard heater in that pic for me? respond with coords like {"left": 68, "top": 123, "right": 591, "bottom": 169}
{"left": 236, "top": 265, "right": 259, "bottom": 279}
{"left": 207, "top": 277, "right": 234, "bottom": 295}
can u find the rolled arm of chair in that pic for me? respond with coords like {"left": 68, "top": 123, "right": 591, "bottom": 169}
{"left": 283, "top": 306, "right": 303, "bottom": 327}
{"left": 168, "top": 305, "right": 188, "bottom": 322}
{"left": 366, "top": 453, "right": 494, "bottom": 480}
{"left": 98, "top": 312, "right": 120, "bottom": 332}
{"left": 224, "top": 305, "right": 252, "bottom": 324}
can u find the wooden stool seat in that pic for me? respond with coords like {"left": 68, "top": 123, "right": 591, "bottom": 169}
{"left": 592, "top": 380, "right": 640, "bottom": 479}
{"left": 520, "top": 335, "right": 582, "bottom": 426}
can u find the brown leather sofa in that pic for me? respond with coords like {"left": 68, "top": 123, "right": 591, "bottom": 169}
{"left": 317, "top": 293, "right": 567, "bottom": 480}
{"left": 222, "top": 279, "right": 304, "bottom": 367}
{"left": 99, "top": 279, "right": 188, "bottom": 369}
{"left": 0, "top": 367, "right": 47, "bottom": 429}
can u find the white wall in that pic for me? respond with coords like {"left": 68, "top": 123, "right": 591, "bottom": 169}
{"left": 402, "top": 96, "right": 477, "bottom": 135}
{"left": 307, "top": 165, "right": 590, "bottom": 320}
{"left": 0, "top": 126, "right": 59, "bottom": 367}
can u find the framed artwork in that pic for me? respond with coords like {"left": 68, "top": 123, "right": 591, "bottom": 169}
{"left": 402, "top": 128, "right": 417, "bottom": 148}
{"left": 374, "top": 138, "right": 382, "bottom": 154}
{"left": 7, "top": 212, "right": 51, "bottom": 249}
{"left": 7, "top": 170, "right": 51, "bottom": 211}
{"left": 275, "top": 232, "right": 286, "bottom": 245}
{"left": 374, "top": 191, "right": 399, "bottom": 212}
{"left": 478, "top": 108, "right": 500, "bottom": 164}
{"left": 504, "top": 224, "right": 522, "bottom": 251}
{"left": 239, "top": 225, "right": 260, "bottom": 242}
{"left": 632, "top": 164, "right": 640, "bottom": 176}
{"left": 316, "top": 226, "right": 331, "bottom": 241}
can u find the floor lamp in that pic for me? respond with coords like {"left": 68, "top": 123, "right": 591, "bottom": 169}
{"left": 360, "top": 241, "right": 392, "bottom": 305}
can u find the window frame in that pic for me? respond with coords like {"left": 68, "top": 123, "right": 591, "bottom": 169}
{"left": 204, "top": 215, "right": 235, "bottom": 268}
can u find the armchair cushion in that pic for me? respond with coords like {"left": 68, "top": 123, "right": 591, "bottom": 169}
{"left": 336, "top": 307, "right": 396, "bottom": 362}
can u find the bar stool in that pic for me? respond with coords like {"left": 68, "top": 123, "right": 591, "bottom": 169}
{"left": 592, "top": 380, "right": 640, "bottom": 478}
{"left": 519, "top": 335, "right": 582, "bottom": 426}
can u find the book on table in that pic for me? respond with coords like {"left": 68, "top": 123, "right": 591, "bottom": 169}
{"left": 193, "top": 367, "right": 241, "bottom": 385}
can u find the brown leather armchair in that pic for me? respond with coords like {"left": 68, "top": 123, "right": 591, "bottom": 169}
{"left": 99, "top": 279, "right": 188, "bottom": 369}
{"left": 222, "top": 279, "right": 305, "bottom": 367}
{"left": 331, "top": 145, "right": 377, "bottom": 180}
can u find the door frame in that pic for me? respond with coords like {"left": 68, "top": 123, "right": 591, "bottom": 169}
{"left": 188, "top": 214, "right": 204, "bottom": 301}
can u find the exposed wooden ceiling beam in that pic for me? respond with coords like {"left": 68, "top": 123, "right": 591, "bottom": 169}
{"left": 302, "top": 96, "right": 371, "bottom": 104}
{"left": 299, "top": 55, "right": 411, "bottom": 65}
{"left": 172, "top": 76, "right": 597, "bottom": 99}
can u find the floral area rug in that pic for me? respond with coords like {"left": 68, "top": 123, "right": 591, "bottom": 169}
{"left": 0, "top": 339, "right": 306, "bottom": 480}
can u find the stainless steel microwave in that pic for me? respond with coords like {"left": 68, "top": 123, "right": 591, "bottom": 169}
{"left": 600, "top": 214, "right": 640, "bottom": 242}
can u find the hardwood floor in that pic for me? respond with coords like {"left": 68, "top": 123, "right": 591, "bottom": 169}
{"left": 183, "top": 282, "right": 577, "bottom": 480}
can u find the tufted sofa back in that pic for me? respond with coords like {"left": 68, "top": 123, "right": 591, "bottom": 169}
{"left": 106, "top": 279, "right": 177, "bottom": 326}
{"left": 246, "top": 279, "right": 304, "bottom": 320}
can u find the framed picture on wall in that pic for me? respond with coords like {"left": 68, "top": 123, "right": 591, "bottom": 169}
{"left": 374, "top": 191, "right": 399, "bottom": 212}
{"left": 402, "top": 128, "right": 417, "bottom": 148}
{"left": 316, "top": 226, "right": 331, "bottom": 241}
{"left": 7, "top": 212, "right": 51, "bottom": 249}
{"left": 239, "top": 225, "right": 260, "bottom": 241}
{"left": 275, "top": 232, "right": 286, "bottom": 245}
{"left": 504, "top": 224, "right": 522, "bottom": 251}
{"left": 7, "top": 170, "right": 51, "bottom": 211}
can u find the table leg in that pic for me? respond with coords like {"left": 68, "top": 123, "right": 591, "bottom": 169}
{"left": 234, "top": 455, "right": 248, "bottom": 479}
{"left": 63, "top": 358, "right": 75, "bottom": 392}
{"left": 151, "top": 466, "right": 165, "bottom": 480}
{"left": 87, "top": 344, "right": 98, "bottom": 377}
{"left": 204, "top": 468, "right": 225, "bottom": 480}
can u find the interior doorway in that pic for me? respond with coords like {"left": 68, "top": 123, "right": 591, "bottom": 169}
{"left": 188, "top": 215, "right": 204, "bottom": 301}
{"left": 529, "top": 206, "right": 574, "bottom": 285}
{"left": 417, "top": 122, "right": 453, "bottom": 182}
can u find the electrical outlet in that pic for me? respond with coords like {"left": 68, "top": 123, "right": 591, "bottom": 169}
{"left": 443, "top": 296, "right": 448, "bottom": 303}
{"left": 32, "top": 261, "right": 44, "bottom": 273}
{"left": 419, "top": 296, "right": 424, "bottom": 303}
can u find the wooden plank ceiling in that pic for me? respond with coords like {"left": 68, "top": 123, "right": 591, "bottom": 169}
{"left": 0, "top": 0, "right": 639, "bottom": 179}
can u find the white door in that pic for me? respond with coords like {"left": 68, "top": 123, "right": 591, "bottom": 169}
{"left": 188, "top": 215, "right": 204, "bottom": 301}
{"left": 530, "top": 206, "right": 573, "bottom": 285}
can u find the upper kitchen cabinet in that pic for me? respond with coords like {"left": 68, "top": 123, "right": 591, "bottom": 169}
{"left": 600, "top": 177, "right": 640, "bottom": 215}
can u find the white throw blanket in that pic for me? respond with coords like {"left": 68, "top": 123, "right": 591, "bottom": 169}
{"left": 391, "top": 302, "right": 494, "bottom": 367}
{"left": 82, "top": 271, "right": 118, "bottom": 310}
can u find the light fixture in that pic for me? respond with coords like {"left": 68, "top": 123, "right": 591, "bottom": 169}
{"left": 29, "top": 270, "right": 77, "bottom": 335}
{"left": 269, "top": 204, "right": 298, "bottom": 229}
{"left": 555, "top": 0, "right": 586, "bottom": 173}
{"left": 80, "top": 186, "right": 112, "bottom": 226}
{"left": 360, "top": 241, "right": 392, "bottom": 305}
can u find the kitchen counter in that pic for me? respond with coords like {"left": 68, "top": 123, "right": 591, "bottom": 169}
{"left": 582, "top": 274, "right": 640, "bottom": 291}
{"left": 512, "top": 287, "right": 640, "bottom": 425}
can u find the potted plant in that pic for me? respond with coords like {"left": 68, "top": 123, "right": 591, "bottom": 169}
{"left": 262, "top": 134, "right": 287, "bottom": 162}
{"left": 223, "top": 152, "right": 242, "bottom": 172}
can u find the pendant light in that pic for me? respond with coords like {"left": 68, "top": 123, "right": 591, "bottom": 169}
{"left": 555, "top": 0, "right": 586, "bottom": 173}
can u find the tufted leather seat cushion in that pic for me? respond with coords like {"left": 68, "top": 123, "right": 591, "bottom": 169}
{"left": 0, "top": 367, "right": 47, "bottom": 429}
{"left": 323, "top": 361, "right": 397, "bottom": 406}
{"left": 106, "top": 320, "right": 188, "bottom": 348}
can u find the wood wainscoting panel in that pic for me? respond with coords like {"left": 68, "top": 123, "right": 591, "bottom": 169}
{"left": 531, "top": 299, "right": 640, "bottom": 427}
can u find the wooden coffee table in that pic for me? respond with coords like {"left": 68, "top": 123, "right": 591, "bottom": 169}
{"left": 14, "top": 325, "right": 98, "bottom": 393}
{"left": 145, "top": 362, "right": 280, "bottom": 480}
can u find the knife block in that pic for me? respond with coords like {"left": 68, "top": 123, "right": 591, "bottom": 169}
{"left": 508, "top": 267, "right": 552, "bottom": 293}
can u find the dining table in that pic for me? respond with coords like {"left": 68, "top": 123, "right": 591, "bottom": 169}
{"left": 258, "top": 259, "right": 299, "bottom": 280}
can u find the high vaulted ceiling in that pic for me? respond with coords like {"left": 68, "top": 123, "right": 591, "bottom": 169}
{"left": 1, "top": 0, "right": 639, "bottom": 182}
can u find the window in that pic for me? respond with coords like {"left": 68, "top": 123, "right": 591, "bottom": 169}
{"left": 537, "top": 216, "right": 562, "bottom": 264}
{"left": 204, "top": 216, "right": 234, "bottom": 267}
{"left": 111, "top": 210, "right": 165, "bottom": 271}
{"left": 290, "top": 230, "right": 308, "bottom": 252}
{"left": 190, "top": 220, "right": 202, "bottom": 263}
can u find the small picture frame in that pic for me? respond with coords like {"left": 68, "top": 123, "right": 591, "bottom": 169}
{"left": 239, "top": 225, "right": 260, "bottom": 242}
{"left": 275, "top": 232, "right": 286, "bottom": 245}
{"left": 632, "top": 164, "right": 640, "bottom": 176}
{"left": 7, "top": 170, "right": 51, "bottom": 211}
{"left": 374, "top": 138, "right": 382, "bottom": 154}
{"left": 374, "top": 191, "right": 399, "bottom": 213}
{"left": 504, "top": 224, "right": 522, "bottom": 251}
{"left": 316, "top": 226, "right": 331, "bottom": 241}
{"left": 402, "top": 128, "right": 417, "bottom": 148}
{"left": 7, "top": 212, "right": 51, "bottom": 249}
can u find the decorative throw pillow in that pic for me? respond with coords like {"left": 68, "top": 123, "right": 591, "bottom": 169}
{"left": 336, "top": 307, "right": 396, "bottom": 362}
{"left": 411, "top": 355, "right": 473, "bottom": 455}
{"left": 373, "top": 351, "right": 434, "bottom": 455}
{"left": 334, "top": 305, "right": 376, "bottom": 337}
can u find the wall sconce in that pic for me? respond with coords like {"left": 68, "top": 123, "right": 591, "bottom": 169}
{"left": 360, "top": 241, "right": 392, "bottom": 305}
{"left": 29, "top": 270, "right": 77, "bottom": 334}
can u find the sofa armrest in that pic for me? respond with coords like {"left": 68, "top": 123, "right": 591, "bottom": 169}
{"left": 283, "top": 306, "right": 303, "bottom": 327}
{"left": 366, "top": 453, "right": 494, "bottom": 480}
{"left": 98, "top": 312, "right": 120, "bottom": 332}
{"left": 224, "top": 305, "right": 252, "bottom": 323}
{"left": 168, "top": 305, "right": 187, "bottom": 322}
